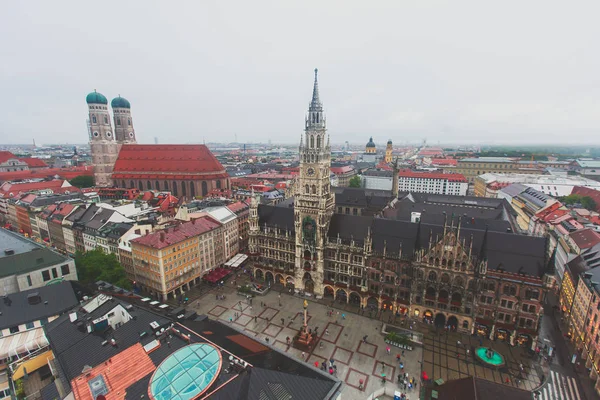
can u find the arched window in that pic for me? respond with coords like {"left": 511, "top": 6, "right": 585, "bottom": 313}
{"left": 147, "top": 181, "right": 152, "bottom": 190}
{"left": 462, "top": 321, "right": 469, "bottom": 329}
{"left": 164, "top": 181, "right": 169, "bottom": 191}
{"left": 441, "top": 273, "right": 450, "bottom": 284}
{"left": 454, "top": 277, "right": 464, "bottom": 288}
{"left": 305, "top": 185, "right": 310, "bottom": 194}
{"left": 128, "top": 118, "right": 131, "bottom": 126}
{"left": 310, "top": 136, "right": 314, "bottom": 148}
{"left": 428, "top": 271, "right": 437, "bottom": 282}
{"left": 121, "top": 180, "right": 126, "bottom": 188}
{"left": 317, "top": 136, "right": 321, "bottom": 149}
{"left": 216, "top": 180, "right": 222, "bottom": 189}
{"left": 311, "top": 185, "right": 316, "bottom": 194}
{"left": 130, "top": 180, "right": 134, "bottom": 188}
{"left": 104, "top": 116, "right": 108, "bottom": 124}
{"left": 138, "top": 181, "right": 143, "bottom": 191}
{"left": 181, "top": 181, "right": 187, "bottom": 196}
{"left": 202, "top": 181, "right": 208, "bottom": 196}
{"left": 116, "top": 118, "right": 121, "bottom": 126}
{"left": 172, "top": 181, "right": 178, "bottom": 196}
{"left": 156, "top": 181, "right": 160, "bottom": 191}
{"left": 92, "top": 115, "right": 97, "bottom": 123}
{"left": 190, "top": 183, "right": 195, "bottom": 198}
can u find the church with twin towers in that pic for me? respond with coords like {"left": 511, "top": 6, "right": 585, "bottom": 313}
{"left": 84, "top": 91, "right": 229, "bottom": 195}
{"left": 85, "top": 92, "right": 137, "bottom": 187}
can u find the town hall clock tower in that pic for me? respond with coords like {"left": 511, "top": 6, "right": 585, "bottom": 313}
{"left": 294, "top": 69, "right": 335, "bottom": 298}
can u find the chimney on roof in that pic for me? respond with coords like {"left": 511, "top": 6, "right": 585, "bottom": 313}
{"left": 160, "top": 232, "right": 165, "bottom": 242}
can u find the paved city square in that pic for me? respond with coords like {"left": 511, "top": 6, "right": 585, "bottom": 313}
{"left": 188, "top": 284, "right": 543, "bottom": 399}
{"left": 192, "top": 287, "right": 423, "bottom": 399}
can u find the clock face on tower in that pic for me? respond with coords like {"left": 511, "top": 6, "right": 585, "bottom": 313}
{"left": 307, "top": 168, "right": 315, "bottom": 176}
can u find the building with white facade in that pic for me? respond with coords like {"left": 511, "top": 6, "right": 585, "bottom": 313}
{"left": 201, "top": 207, "right": 239, "bottom": 261}
{"left": 397, "top": 170, "right": 468, "bottom": 196}
{"left": 574, "top": 159, "right": 600, "bottom": 176}
{"left": 475, "top": 172, "right": 600, "bottom": 198}
{"left": 362, "top": 170, "right": 394, "bottom": 190}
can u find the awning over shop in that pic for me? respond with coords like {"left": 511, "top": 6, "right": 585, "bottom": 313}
{"left": 225, "top": 253, "right": 248, "bottom": 268}
{"left": 11, "top": 350, "right": 54, "bottom": 381}
{"left": 0, "top": 328, "right": 48, "bottom": 361}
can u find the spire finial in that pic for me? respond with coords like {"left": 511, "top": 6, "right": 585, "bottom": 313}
{"left": 310, "top": 68, "right": 322, "bottom": 110}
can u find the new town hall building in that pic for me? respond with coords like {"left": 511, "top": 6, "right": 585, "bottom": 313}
{"left": 249, "top": 69, "right": 555, "bottom": 348}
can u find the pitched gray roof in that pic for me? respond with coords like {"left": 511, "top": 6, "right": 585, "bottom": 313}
{"left": 0, "top": 281, "right": 78, "bottom": 329}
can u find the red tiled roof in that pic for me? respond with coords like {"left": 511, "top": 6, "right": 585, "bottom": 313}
{"left": 71, "top": 343, "right": 156, "bottom": 400}
{"left": 398, "top": 170, "right": 467, "bottom": 182}
{"left": 19, "top": 157, "right": 48, "bottom": 168}
{"left": 226, "top": 201, "right": 249, "bottom": 213}
{"left": 330, "top": 166, "right": 355, "bottom": 174}
{"left": 375, "top": 161, "right": 393, "bottom": 171}
{"left": 0, "top": 166, "right": 93, "bottom": 183}
{"left": 431, "top": 158, "right": 457, "bottom": 166}
{"left": 50, "top": 203, "right": 76, "bottom": 222}
{"left": 0, "top": 151, "right": 18, "bottom": 164}
{"left": 572, "top": 186, "right": 600, "bottom": 212}
{"left": 132, "top": 216, "right": 221, "bottom": 249}
{"left": 112, "top": 144, "right": 228, "bottom": 179}
{"left": 0, "top": 180, "right": 79, "bottom": 197}
{"left": 569, "top": 228, "right": 600, "bottom": 250}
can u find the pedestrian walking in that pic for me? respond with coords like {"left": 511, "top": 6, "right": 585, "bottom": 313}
{"left": 342, "top": 313, "right": 346, "bottom": 320}
{"left": 254, "top": 316, "right": 258, "bottom": 323}
{"left": 265, "top": 337, "right": 269, "bottom": 343}
{"left": 457, "top": 340, "right": 461, "bottom": 347}
{"left": 325, "top": 329, "right": 329, "bottom": 335}
{"left": 301, "top": 351, "right": 305, "bottom": 359}
{"left": 396, "top": 354, "right": 401, "bottom": 362}
{"left": 386, "top": 346, "right": 391, "bottom": 355}
{"left": 319, "top": 341, "right": 323, "bottom": 349}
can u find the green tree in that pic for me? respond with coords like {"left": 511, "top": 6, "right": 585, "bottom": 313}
{"left": 560, "top": 194, "right": 597, "bottom": 211}
{"left": 74, "top": 249, "right": 132, "bottom": 289}
{"left": 581, "top": 196, "right": 597, "bottom": 211}
{"left": 69, "top": 175, "right": 95, "bottom": 188}
{"left": 349, "top": 175, "right": 362, "bottom": 188}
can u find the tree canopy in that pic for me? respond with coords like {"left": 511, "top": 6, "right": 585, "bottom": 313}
{"left": 560, "top": 194, "right": 597, "bottom": 211}
{"left": 74, "top": 249, "right": 132, "bottom": 289}
{"left": 69, "top": 175, "right": 95, "bottom": 188}
{"left": 349, "top": 175, "right": 362, "bottom": 188}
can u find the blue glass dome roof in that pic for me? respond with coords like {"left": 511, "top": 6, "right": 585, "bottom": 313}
{"left": 150, "top": 343, "right": 222, "bottom": 400}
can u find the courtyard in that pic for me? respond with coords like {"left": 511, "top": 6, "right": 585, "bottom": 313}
{"left": 187, "top": 282, "right": 542, "bottom": 399}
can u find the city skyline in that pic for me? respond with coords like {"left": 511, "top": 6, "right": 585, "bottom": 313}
{"left": 2, "top": 1, "right": 600, "bottom": 146}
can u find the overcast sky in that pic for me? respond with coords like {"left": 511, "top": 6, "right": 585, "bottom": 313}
{"left": 2, "top": 1, "right": 600, "bottom": 146}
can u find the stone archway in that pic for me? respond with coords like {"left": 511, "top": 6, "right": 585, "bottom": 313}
{"left": 434, "top": 313, "right": 447, "bottom": 328}
{"left": 324, "top": 286, "right": 334, "bottom": 299}
{"left": 367, "top": 296, "right": 379, "bottom": 310}
{"left": 265, "top": 271, "right": 274, "bottom": 284}
{"left": 349, "top": 292, "right": 361, "bottom": 305}
{"left": 448, "top": 315, "right": 459, "bottom": 330}
{"left": 255, "top": 269, "right": 264, "bottom": 280}
{"left": 336, "top": 289, "right": 347, "bottom": 302}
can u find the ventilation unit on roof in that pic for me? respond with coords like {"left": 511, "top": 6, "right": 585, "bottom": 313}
{"left": 69, "top": 312, "right": 78, "bottom": 322}
{"left": 4, "top": 249, "right": 15, "bottom": 256}
{"left": 27, "top": 293, "right": 41, "bottom": 305}
{"left": 149, "top": 321, "right": 160, "bottom": 330}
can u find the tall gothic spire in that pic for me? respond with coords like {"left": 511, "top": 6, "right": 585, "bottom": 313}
{"left": 310, "top": 68, "right": 322, "bottom": 111}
